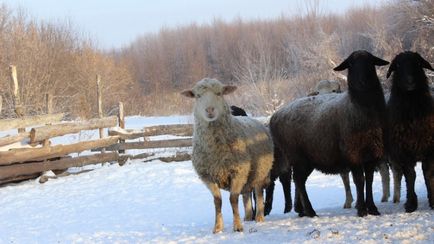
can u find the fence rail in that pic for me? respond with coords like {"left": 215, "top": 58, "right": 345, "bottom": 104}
{"left": 0, "top": 65, "right": 193, "bottom": 186}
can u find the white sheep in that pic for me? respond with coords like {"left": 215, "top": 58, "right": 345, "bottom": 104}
{"left": 181, "top": 78, "right": 274, "bottom": 233}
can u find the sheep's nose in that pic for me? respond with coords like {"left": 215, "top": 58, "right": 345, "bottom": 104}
{"left": 206, "top": 107, "right": 215, "bottom": 118}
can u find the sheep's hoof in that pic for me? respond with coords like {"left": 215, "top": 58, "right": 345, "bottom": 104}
{"left": 264, "top": 209, "right": 271, "bottom": 216}
{"left": 381, "top": 196, "right": 389, "bottom": 202}
{"left": 294, "top": 204, "right": 303, "bottom": 214}
{"left": 244, "top": 215, "right": 254, "bottom": 221}
{"left": 343, "top": 202, "right": 352, "bottom": 209}
{"left": 368, "top": 208, "right": 381, "bottom": 216}
{"left": 393, "top": 198, "right": 400, "bottom": 203}
{"left": 357, "top": 208, "right": 368, "bottom": 217}
{"left": 284, "top": 204, "right": 292, "bottom": 213}
{"left": 213, "top": 225, "right": 224, "bottom": 234}
{"left": 233, "top": 225, "right": 243, "bottom": 232}
{"left": 299, "top": 211, "right": 317, "bottom": 218}
{"left": 264, "top": 204, "right": 272, "bottom": 216}
{"left": 255, "top": 215, "right": 265, "bottom": 223}
{"left": 404, "top": 201, "right": 418, "bottom": 213}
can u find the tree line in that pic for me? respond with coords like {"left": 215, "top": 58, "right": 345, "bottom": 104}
{"left": 0, "top": 0, "right": 433, "bottom": 118}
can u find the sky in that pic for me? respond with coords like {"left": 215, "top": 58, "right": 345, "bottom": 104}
{"left": 0, "top": 0, "right": 385, "bottom": 50}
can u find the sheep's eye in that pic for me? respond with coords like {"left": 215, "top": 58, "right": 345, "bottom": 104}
{"left": 216, "top": 92, "right": 222, "bottom": 96}
{"left": 332, "top": 90, "right": 336, "bottom": 92}
{"left": 196, "top": 94, "right": 201, "bottom": 98}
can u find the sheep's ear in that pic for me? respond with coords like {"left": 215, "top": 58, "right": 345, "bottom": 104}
{"left": 181, "top": 90, "right": 195, "bottom": 98}
{"left": 222, "top": 85, "right": 237, "bottom": 95}
{"left": 386, "top": 60, "right": 396, "bottom": 78}
{"left": 373, "top": 56, "right": 389, "bottom": 66}
{"left": 333, "top": 59, "right": 349, "bottom": 71}
{"left": 418, "top": 55, "right": 434, "bottom": 71}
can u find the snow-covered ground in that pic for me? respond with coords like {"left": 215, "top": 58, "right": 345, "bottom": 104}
{"left": 0, "top": 116, "right": 432, "bottom": 243}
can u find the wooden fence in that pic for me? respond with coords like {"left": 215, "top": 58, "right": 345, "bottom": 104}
{"left": 0, "top": 66, "right": 193, "bottom": 185}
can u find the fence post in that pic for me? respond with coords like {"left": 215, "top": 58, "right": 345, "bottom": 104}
{"left": 42, "top": 93, "right": 54, "bottom": 147}
{"left": 45, "top": 93, "right": 53, "bottom": 114}
{"left": 96, "top": 75, "right": 104, "bottom": 138}
{"left": 96, "top": 75, "right": 106, "bottom": 155}
{"left": 0, "top": 94, "right": 2, "bottom": 115}
{"left": 118, "top": 102, "right": 125, "bottom": 154}
{"left": 9, "top": 65, "right": 25, "bottom": 133}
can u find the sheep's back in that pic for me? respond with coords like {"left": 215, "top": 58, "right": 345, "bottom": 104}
{"left": 270, "top": 94, "right": 343, "bottom": 168}
{"left": 270, "top": 92, "right": 384, "bottom": 172}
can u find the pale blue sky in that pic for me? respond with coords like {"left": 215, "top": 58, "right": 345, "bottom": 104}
{"left": 0, "top": 0, "right": 384, "bottom": 50}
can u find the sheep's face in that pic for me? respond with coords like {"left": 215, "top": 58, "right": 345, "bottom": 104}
{"left": 334, "top": 50, "right": 389, "bottom": 91}
{"left": 316, "top": 80, "right": 341, "bottom": 94}
{"left": 181, "top": 78, "right": 237, "bottom": 122}
{"left": 387, "top": 51, "right": 433, "bottom": 92}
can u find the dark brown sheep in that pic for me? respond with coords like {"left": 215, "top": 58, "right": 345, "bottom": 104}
{"left": 269, "top": 50, "right": 389, "bottom": 217}
{"left": 385, "top": 51, "right": 434, "bottom": 212}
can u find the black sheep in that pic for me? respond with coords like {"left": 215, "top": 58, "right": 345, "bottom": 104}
{"left": 385, "top": 51, "right": 434, "bottom": 211}
{"left": 270, "top": 50, "right": 389, "bottom": 217}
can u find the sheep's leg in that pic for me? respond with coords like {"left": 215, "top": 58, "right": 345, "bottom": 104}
{"left": 242, "top": 193, "right": 254, "bottom": 221}
{"left": 391, "top": 163, "right": 403, "bottom": 203}
{"left": 206, "top": 182, "right": 224, "bottom": 233}
{"left": 378, "top": 161, "right": 390, "bottom": 202}
{"left": 293, "top": 165, "right": 316, "bottom": 217}
{"left": 280, "top": 171, "right": 293, "bottom": 213}
{"left": 254, "top": 187, "right": 265, "bottom": 222}
{"left": 351, "top": 167, "right": 367, "bottom": 217}
{"left": 422, "top": 160, "right": 434, "bottom": 209}
{"left": 229, "top": 193, "right": 243, "bottom": 232}
{"left": 340, "top": 172, "right": 353, "bottom": 208}
{"left": 364, "top": 163, "right": 380, "bottom": 215}
{"left": 294, "top": 186, "right": 302, "bottom": 214}
{"left": 402, "top": 165, "right": 418, "bottom": 213}
{"left": 264, "top": 181, "right": 275, "bottom": 216}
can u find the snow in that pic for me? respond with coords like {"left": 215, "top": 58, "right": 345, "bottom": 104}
{"left": 0, "top": 116, "right": 432, "bottom": 243}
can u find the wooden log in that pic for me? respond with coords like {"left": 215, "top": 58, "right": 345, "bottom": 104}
{"left": 0, "top": 113, "right": 64, "bottom": 131}
{"left": 0, "top": 136, "right": 119, "bottom": 165}
{"left": 143, "top": 124, "right": 193, "bottom": 137}
{"left": 29, "top": 116, "right": 117, "bottom": 143}
{"left": 0, "top": 152, "right": 119, "bottom": 180}
{"left": 0, "top": 132, "right": 30, "bottom": 147}
{"left": 39, "top": 169, "right": 94, "bottom": 184}
{"left": 108, "top": 129, "right": 145, "bottom": 140}
{"left": 0, "top": 173, "right": 41, "bottom": 186}
{"left": 143, "top": 152, "right": 191, "bottom": 163}
{"left": 108, "top": 124, "right": 193, "bottom": 140}
{"left": 0, "top": 94, "right": 2, "bottom": 114}
{"left": 98, "top": 138, "right": 192, "bottom": 151}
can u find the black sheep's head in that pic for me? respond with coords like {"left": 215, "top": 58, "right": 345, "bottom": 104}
{"left": 334, "top": 50, "right": 389, "bottom": 91}
{"left": 386, "top": 51, "right": 433, "bottom": 92}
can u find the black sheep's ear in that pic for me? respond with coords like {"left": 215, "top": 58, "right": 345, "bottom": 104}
{"left": 418, "top": 54, "right": 434, "bottom": 71}
{"left": 372, "top": 55, "right": 389, "bottom": 66}
{"left": 386, "top": 59, "right": 396, "bottom": 79}
{"left": 333, "top": 58, "right": 349, "bottom": 71}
